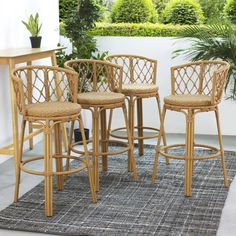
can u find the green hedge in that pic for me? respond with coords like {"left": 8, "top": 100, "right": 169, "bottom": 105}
{"left": 90, "top": 22, "right": 194, "bottom": 37}
{"left": 60, "top": 22, "right": 226, "bottom": 38}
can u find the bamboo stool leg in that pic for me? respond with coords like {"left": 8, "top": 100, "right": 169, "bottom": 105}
{"left": 156, "top": 95, "right": 169, "bottom": 165}
{"left": 137, "top": 98, "right": 144, "bottom": 156}
{"left": 44, "top": 121, "right": 53, "bottom": 216}
{"left": 152, "top": 106, "right": 167, "bottom": 183}
{"left": 122, "top": 104, "right": 138, "bottom": 180}
{"left": 78, "top": 115, "right": 97, "bottom": 203}
{"left": 215, "top": 107, "right": 228, "bottom": 187}
{"left": 184, "top": 109, "right": 194, "bottom": 197}
{"left": 128, "top": 96, "right": 135, "bottom": 172}
{"left": 14, "top": 120, "right": 26, "bottom": 202}
{"left": 54, "top": 123, "right": 63, "bottom": 191}
{"left": 61, "top": 124, "right": 68, "bottom": 152}
{"left": 93, "top": 108, "right": 100, "bottom": 192}
{"left": 101, "top": 110, "right": 108, "bottom": 172}
{"left": 28, "top": 122, "right": 33, "bottom": 150}
{"left": 65, "top": 120, "right": 75, "bottom": 176}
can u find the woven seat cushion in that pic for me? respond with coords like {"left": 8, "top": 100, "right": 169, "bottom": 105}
{"left": 25, "top": 102, "right": 81, "bottom": 117}
{"left": 164, "top": 95, "right": 212, "bottom": 107}
{"left": 77, "top": 92, "right": 125, "bottom": 105}
{"left": 122, "top": 84, "right": 158, "bottom": 95}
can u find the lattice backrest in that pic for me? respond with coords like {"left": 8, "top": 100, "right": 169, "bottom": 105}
{"left": 64, "top": 59, "right": 123, "bottom": 93}
{"left": 106, "top": 54, "right": 157, "bottom": 84}
{"left": 12, "top": 66, "right": 78, "bottom": 115}
{"left": 171, "top": 61, "right": 229, "bottom": 100}
{"left": 212, "top": 62, "right": 230, "bottom": 104}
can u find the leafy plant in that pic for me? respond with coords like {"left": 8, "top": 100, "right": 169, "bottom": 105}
{"left": 22, "top": 13, "right": 42, "bottom": 37}
{"left": 59, "top": 0, "right": 78, "bottom": 22}
{"left": 199, "top": 0, "right": 226, "bottom": 23}
{"left": 110, "top": 0, "right": 158, "bottom": 23}
{"left": 153, "top": 0, "right": 170, "bottom": 14}
{"left": 63, "top": 0, "right": 100, "bottom": 59}
{"left": 161, "top": 0, "right": 204, "bottom": 25}
{"left": 224, "top": 0, "right": 236, "bottom": 24}
{"left": 173, "top": 21, "right": 236, "bottom": 99}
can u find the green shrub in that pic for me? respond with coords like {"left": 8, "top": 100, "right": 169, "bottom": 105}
{"left": 153, "top": 0, "right": 169, "bottom": 14}
{"left": 224, "top": 0, "right": 236, "bottom": 23}
{"left": 89, "top": 22, "right": 215, "bottom": 37}
{"left": 161, "top": 0, "right": 204, "bottom": 25}
{"left": 110, "top": 0, "right": 158, "bottom": 23}
{"left": 199, "top": 0, "right": 225, "bottom": 23}
{"left": 59, "top": 0, "right": 77, "bottom": 22}
{"left": 63, "top": 0, "right": 100, "bottom": 59}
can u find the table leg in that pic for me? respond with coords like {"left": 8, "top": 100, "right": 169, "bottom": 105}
{"left": 9, "top": 59, "right": 20, "bottom": 202}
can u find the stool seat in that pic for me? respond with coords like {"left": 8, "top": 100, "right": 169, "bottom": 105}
{"left": 122, "top": 84, "right": 158, "bottom": 95}
{"left": 78, "top": 92, "right": 125, "bottom": 105}
{"left": 164, "top": 95, "right": 212, "bottom": 107}
{"left": 25, "top": 102, "right": 81, "bottom": 117}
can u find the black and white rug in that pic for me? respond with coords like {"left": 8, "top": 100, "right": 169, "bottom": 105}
{"left": 0, "top": 145, "right": 235, "bottom": 236}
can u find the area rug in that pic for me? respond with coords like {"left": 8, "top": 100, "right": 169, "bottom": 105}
{"left": 0, "top": 145, "right": 235, "bottom": 236}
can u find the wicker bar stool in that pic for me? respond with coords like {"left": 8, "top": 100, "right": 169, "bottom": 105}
{"left": 12, "top": 65, "right": 96, "bottom": 216}
{"left": 152, "top": 60, "right": 230, "bottom": 196}
{"left": 106, "top": 55, "right": 168, "bottom": 170}
{"left": 64, "top": 59, "right": 138, "bottom": 192}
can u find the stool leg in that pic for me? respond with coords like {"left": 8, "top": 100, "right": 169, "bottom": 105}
{"left": 152, "top": 106, "right": 166, "bottom": 183}
{"left": 184, "top": 109, "right": 194, "bottom": 197}
{"left": 14, "top": 120, "right": 26, "bottom": 202}
{"left": 54, "top": 123, "right": 63, "bottom": 191}
{"left": 128, "top": 96, "right": 135, "bottom": 172}
{"left": 156, "top": 94, "right": 169, "bottom": 165}
{"left": 44, "top": 121, "right": 53, "bottom": 216}
{"left": 101, "top": 109, "right": 108, "bottom": 172}
{"left": 28, "top": 121, "right": 33, "bottom": 150}
{"left": 78, "top": 115, "right": 97, "bottom": 203}
{"left": 93, "top": 109, "right": 100, "bottom": 192}
{"left": 215, "top": 107, "right": 228, "bottom": 187}
{"left": 122, "top": 104, "right": 138, "bottom": 180}
{"left": 65, "top": 120, "right": 75, "bottom": 176}
{"left": 137, "top": 98, "right": 144, "bottom": 156}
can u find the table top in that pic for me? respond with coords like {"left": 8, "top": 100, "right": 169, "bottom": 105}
{"left": 0, "top": 46, "right": 65, "bottom": 58}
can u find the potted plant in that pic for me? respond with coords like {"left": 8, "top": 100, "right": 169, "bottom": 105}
{"left": 22, "top": 13, "right": 42, "bottom": 48}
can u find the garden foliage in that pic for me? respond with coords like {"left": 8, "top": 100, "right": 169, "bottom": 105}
{"left": 110, "top": 0, "right": 158, "bottom": 23}
{"left": 224, "top": 0, "right": 236, "bottom": 23}
{"left": 161, "top": 0, "right": 204, "bottom": 25}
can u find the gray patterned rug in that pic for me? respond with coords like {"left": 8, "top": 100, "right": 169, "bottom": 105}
{"left": 0, "top": 145, "right": 235, "bottom": 236}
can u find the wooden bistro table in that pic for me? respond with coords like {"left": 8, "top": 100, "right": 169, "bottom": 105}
{"left": 0, "top": 47, "right": 67, "bottom": 201}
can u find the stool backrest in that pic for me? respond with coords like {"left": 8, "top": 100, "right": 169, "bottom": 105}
{"left": 106, "top": 54, "right": 157, "bottom": 85}
{"left": 64, "top": 59, "right": 123, "bottom": 93}
{"left": 171, "top": 60, "right": 230, "bottom": 105}
{"left": 12, "top": 65, "right": 78, "bottom": 115}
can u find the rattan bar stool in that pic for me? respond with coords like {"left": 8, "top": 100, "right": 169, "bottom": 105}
{"left": 106, "top": 55, "right": 168, "bottom": 170}
{"left": 152, "top": 60, "right": 230, "bottom": 196}
{"left": 64, "top": 59, "right": 138, "bottom": 192}
{"left": 12, "top": 65, "right": 96, "bottom": 216}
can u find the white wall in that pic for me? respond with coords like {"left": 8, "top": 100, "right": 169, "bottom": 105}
{"left": 0, "top": 0, "right": 59, "bottom": 162}
{"left": 95, "top": 36, "right": 236, "bottom": 136}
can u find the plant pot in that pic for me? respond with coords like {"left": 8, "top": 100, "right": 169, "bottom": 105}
{"left": 74, "top": 128, "right": 90, "bottom": 143}
{"left": 30, "top": 36, "right": 42, "bottom": 48}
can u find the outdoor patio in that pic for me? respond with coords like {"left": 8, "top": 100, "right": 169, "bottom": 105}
{"left": 0, "top": 0, "right": 236, "bottom": 235}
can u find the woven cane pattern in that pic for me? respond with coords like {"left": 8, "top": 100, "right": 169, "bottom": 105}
{"left": 171, "top": 60, "right": 230, "bottom": 105}
{"left": 64, "top": 60, "right": 123, "bottom": 93}
{"left": 12, "top": 66, "right": 78, "bottom": 115}
{"left": 106, "top": 55, "right": 157, "bottom": 85}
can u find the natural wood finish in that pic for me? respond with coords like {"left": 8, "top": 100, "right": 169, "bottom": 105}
{"left": 106, "top": 54, "right": 167, "bottom": 164}
{"left": 0, "top": 47, "right": 68, "bottom": 198}
{"left": 12, "top": 65, "right": 96, "bottom": 216}
{"left": 152, "top": 60, "right": 230, "bottom": 196}
{"left": 64, "top": 59, "right": 138, "bottom": 192}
